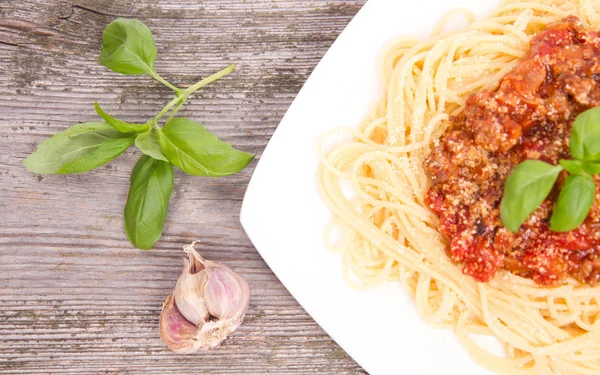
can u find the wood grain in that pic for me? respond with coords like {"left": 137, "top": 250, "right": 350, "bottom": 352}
{"left": 0, "top": 0, "right": 368, "bottom": 374}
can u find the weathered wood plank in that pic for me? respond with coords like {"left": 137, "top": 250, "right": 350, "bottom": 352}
{"left": 0, "top": 0, "right": 368, "bottom": 374}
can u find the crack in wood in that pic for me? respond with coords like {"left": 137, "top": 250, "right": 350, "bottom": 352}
{"left": 71, "top": 4, "right": 115, "bottom": 18}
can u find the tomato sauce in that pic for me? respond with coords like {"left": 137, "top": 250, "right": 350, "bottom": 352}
{"left": 424, "top": 17, "right": 600, "bottom": 285}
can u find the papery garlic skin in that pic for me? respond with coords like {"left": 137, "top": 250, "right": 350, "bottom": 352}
{"left": 160, "top": 242, "right": 250, "bottom": 353}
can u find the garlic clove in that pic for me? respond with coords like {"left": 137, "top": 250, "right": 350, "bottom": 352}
{"left": 159, "top": 294, "right": 199, "bottom": 354}
{"left": 203, "top": 265, "right": 250, "bottom": 322}
{"left": 173, "top": 243, "right": 210, "bottom": 326}
{"left": 161, "top": 241, "right": 251, "bottom": 353}
{"left": 160, "top": 294, "right": 232, "bottom": 353}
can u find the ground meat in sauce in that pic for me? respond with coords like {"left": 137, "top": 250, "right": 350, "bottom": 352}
{"left": 424, "top": 16, "right": 600, "bottom": 285}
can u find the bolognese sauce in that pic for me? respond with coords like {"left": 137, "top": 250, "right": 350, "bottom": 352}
{"left": 424, "top": 16, "right": 600, "bottom": 285}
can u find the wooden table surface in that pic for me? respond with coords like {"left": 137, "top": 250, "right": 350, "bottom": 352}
{"left": 0, "top": 1, "right": 368, "bottom": 374}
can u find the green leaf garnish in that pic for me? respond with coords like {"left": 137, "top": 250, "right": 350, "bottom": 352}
{"left": 500, "top": 160, "right": 563, "bottom": 232}
{"left": 570, "top": 107, "right": 600, "bottom": 161}
{"left": 559, "top": 159, "right": 583, "bottom": 174}
{"left": 124, "top": 155, "right": 174, "bottom": 250}
{"left": 135, "top": 128, "right": 168, "bottom": 162}
{"left": 23, "top": 122, "right": 135, "bottom": 174}
{"left": 99, "top": 18, "right": 157, "bottom": 76}
{"left": 583, "top": 161, "right": 600, "bottom": 175}
{"left": 158, "top": 118, "right": 254, "bottom": 177}
{"left": 99, "top": 18, "right": 181, "bottom": 93}
{"left": 550, "top": 173, "right": 595, "bottom": 232}
{"left": 94, "top": 102, "right": 149, "bottom": 133}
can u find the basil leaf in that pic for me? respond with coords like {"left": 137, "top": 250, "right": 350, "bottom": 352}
{"left": 158, "top": 118, "right": 254, "bottom": 177}
{"left": 570, "top": 107, "right": 600, "bottom": 161}
{"left": 559, "top": 159, "right": 583, "bottom": 174}
{"left": 94, "top": 102, "right": 149, "bottom": 133}
{"left": 500, "top": 160, "right": 563, "bottom": 232}
{"left": 23, "top": 122, "right": 135, "bottom": 174}
{"left": 124, "top": 155, "right": 174, "bottom": 250}
{"left": 100, "top": 18, "right": 157, "bottom": 76}
{"left": 550, "top": 173, "right": 595, "bottom": 232}
{"left": 135, "top": 128, "right": 168, "bottom": 162}
{"left": 583, "top": 161, "right": 600, "bottom": 175}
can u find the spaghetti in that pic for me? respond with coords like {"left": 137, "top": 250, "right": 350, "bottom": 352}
{"left": 317, "top": 1, "right": 600, "bottom": 374}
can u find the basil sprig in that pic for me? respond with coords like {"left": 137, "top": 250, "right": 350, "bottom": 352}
{"left": 500, "top": 161, "right": 563, "bottom": 232}
{"left": 158, "top": 118, "right": 254, "bottom": 176}
{"left": 99, "top": 18, "right": 182, "bottom": 95}
{"left": 135, "top": 128, "right": 168, "bottom": 162}
{"left": 550, "top": 173, "right": 595, "bottom": 232}
{"left": 500, "top": 107, "right": 600, "bottom": 233}
{"left": 94, "top": 102, "right": 150, "bottom": 133}
{"left": 23, "top": 18, "right": 253, "bottom": 250}
{"left": 23, "top": 122, "right": 136, "bottom": 174}
{"left": 124, "top": 155, "right": 174, "bottom": 250}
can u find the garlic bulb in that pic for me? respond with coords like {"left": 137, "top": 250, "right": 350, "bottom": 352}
{"left": 160, "top": 242, "right": 250, "bottom": 353}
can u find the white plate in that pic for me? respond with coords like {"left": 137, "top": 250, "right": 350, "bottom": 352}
{"left": 241, "top": 0, "right": 502, "bottom": 374}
